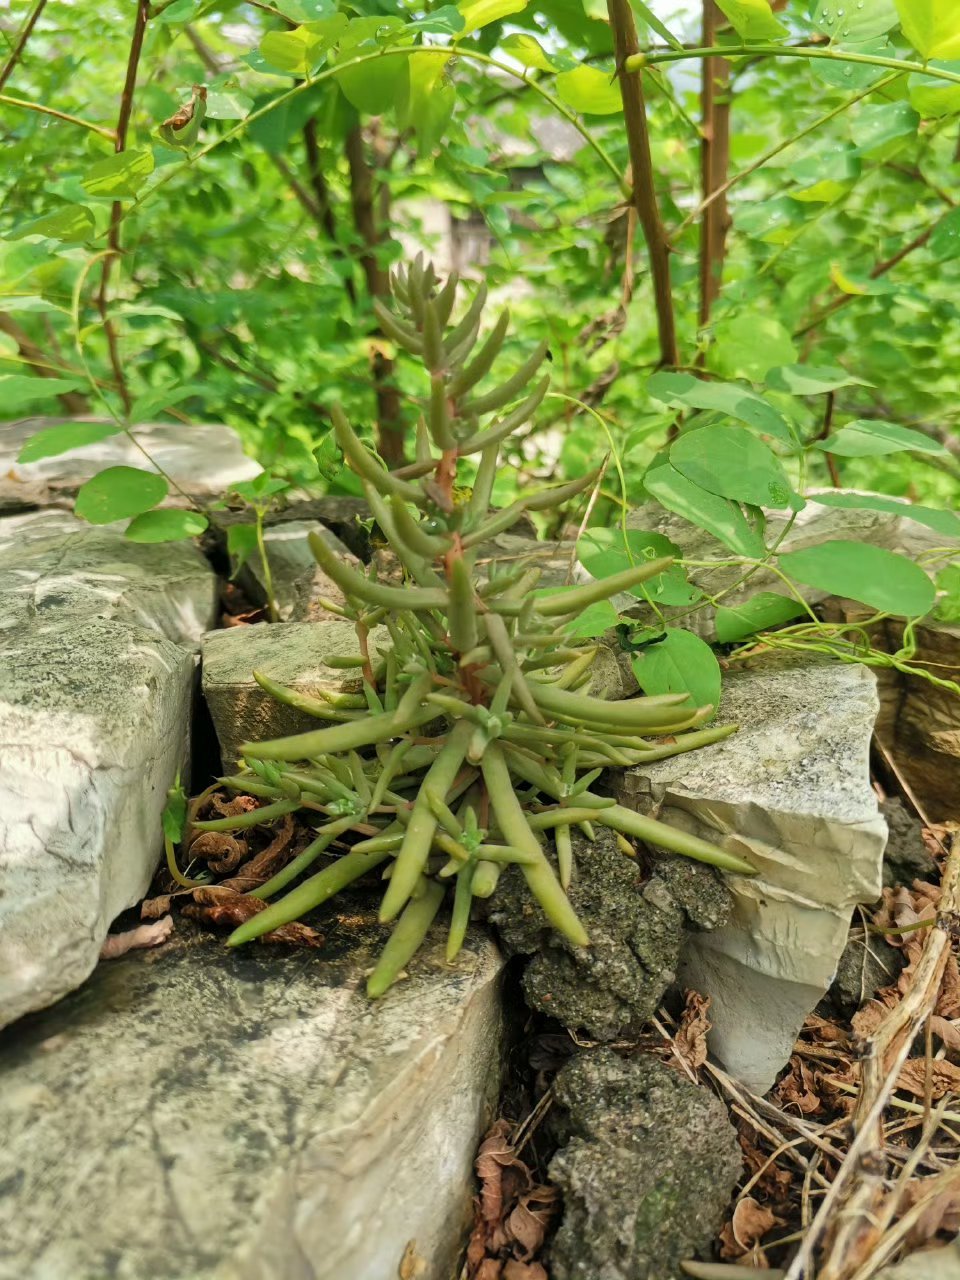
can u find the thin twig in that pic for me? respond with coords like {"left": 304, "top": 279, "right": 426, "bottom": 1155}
{"left": 0, "top": 0, "right": 47, "bottom": 90}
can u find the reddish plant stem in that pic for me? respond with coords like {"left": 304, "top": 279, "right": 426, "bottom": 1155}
{"left": 698, "top": 0, "right": 731, "bottom": 332}
{"left": 606, "top": 0, "right": 679, "bottom": 369}
{"left": 0, "top": 0, "right": 48, "bottom": 90}
{"left": 97, "top": 0, "right": 150, "bottom": 415}
{"left": 345, "top": 122, "right": 405, "bottom": 466}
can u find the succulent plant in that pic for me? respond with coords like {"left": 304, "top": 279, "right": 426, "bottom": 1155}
{"left": 193, "top": 260, "right": 754, "bottom": 996}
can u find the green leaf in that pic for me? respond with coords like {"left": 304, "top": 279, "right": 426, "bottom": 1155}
{"left": 74, "top": 466, "right": 168, "bottom": 524}
{"left": 554, "top": 66, "right": 622, "bottom": 115}
{"left": 817, "top": 419, "right": 948, "bottom": 457}
{"left": 811, "top": 492, "right": 960, "bottom": 539}
{"left": 500, "top": 33, "right": 556, "bottom": 70}
{"left": 851, "top": 102, "right": 920, "bottom": 157}
{"left": 129, "top": 384, "right": 205, "bottom": 421}
{"left": 715, "top": 592, "right": 805, "bottom": 642}
{"left": 154, "top": 0, "right": 198, "bottom": 21}
{"left": 162, "top": 780, "right": 188, "bottom": 843}
{"left": 788, "top": 148, "right": 861, "bottom": 202}
{"left": 566, "top": 599, "right": 619, "bottom": 639}
{"left": 457, "top": 0, "right": 528, "bottom": 35}
{"left": 81, "top": 149, "right": 155, "bottom": 198}
{"left": 399, "top": 52, "right": 455, "bottom": 154}
{"left": 335, "top": 18, "right": 409, "bottom": 113}
{"left": 895, "top": 0, "right": 960, "bottom": 59}
{"left": 631, "top": 627, "right": 722, "bottom": 720}
{"left": 647, "top": 371, "right": 793, "bottom": 442}
{"left": 313, "top": 432, "right": 344, "bottom": 482}
{"left": 929, "top": 208, "right": 960, "bottom": 259}
{"left": 670, "top": 424, "right": 798, "bottom": 510}
{"left": 205, "top": 88, "right": 255, "bottom": 120}
{"left": 9, "top": 205, "right": 95, "bottom": 243}
{"left": 779, "top": 540, "right": 936, "bottom": 616}
{"left": 260, "top": 17, "right": 346, "bottom": 74}
{"left": 908, "top": 63, "right": 960, "bottom": 117}
{"left": 933, "top": 564, "right": 960, "bottom": 623}
{"left": 17, "top": 421, "right": 123, "bottom": 463}
{"left": 765, "top": 364, "right": 872, "bottom": 396}
{"left": 0, "top": 374, "right": 86, "bottom": 409}
{"left": 714, "top": 0, "right": 787, "bottom": 41}
{"left": 644, "top": 460, "right": 766, "bottom": 559}
{"left": 230, "top": 472, "right": 289, "bottom": 503}
{"left": 125, "top": 509, "right": 209, "bottom": 542}
{"left": 406, "top": 6, "right": 464, "bottom": 34}
{"left": 710, "top": 313, "right": 798, "bottom": 382}
{"left": 631, "top": 1, "right": 683, "bottom": 49}
{"left": 227, "top": 523, "right": 259, "bottom": 575}
{"left": 577, "top": 527, "right": 700, "bottom": 606}
{"left": 813, "top": 0, "right": 898, "bottom": 42}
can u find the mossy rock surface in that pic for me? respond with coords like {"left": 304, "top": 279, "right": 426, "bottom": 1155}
{"left": 548, "top": 1048, "right": 742, "bottom": 1280}
{"left": 488, "top": 827, "right": 732, "bottom": 1039}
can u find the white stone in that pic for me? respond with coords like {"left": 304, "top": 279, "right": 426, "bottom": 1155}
{"left": 0, "top": 508, "right": 218, "bottom": 646}
{"left": 0, "top": 418, "right": 260, "bottom": 510}
{"left": 0, "top": 510, "right": 218, "bottom": 1028}
{"left": 0, "top": 619, "right": 196, "bottom": 1029}
{"left": 243, "top": 519, "right": 359, "bottom": 622}
{"left": 618, "top": 654, "right": 886, "bottom": 1094}
{"left": 0, "top": 923, "right": 504, "bottom": 1280}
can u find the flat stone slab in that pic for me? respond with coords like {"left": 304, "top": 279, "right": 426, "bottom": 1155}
{"left": 0, "top": 921, "right": 504, "bottom": 1280}
{"left": 202, "top": 620, "right": 391, "bottom": 767}
{"left": 242, "top": 520, "right": 359, "bottom": 622}
{"left": 0, "top": 509, "right": 218, "bottom": 1028}
{"left": 0, "top": 508, "right": 218, "bottom": 647}
{"left": 0, "top": 418, "right": 261, "bottom": 511}
{"left": 619, "top": 654, "right": 886, "bottom": 1094}
{"left": 0, "top": 619, "right": 196, "bottom": 1029}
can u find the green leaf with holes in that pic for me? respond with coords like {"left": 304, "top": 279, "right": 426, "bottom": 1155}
{"left": 779, "top": 541, "right": 936, "bottom": 616}
{"left": 670, "top": 424, "right": 799, "bottom": 510}
{"left": 631, "top": 628, "right": 722, "bottom": 721}
{"left": 75, "top": 466, "right": 168, "bottom": 524}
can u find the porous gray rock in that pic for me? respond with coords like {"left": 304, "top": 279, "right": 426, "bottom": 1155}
{"left": 0, "top": 920, "right": 505, "bottom": 1280}
{"left": 0, "top": 509, "right": 217, "bottom": 1028}
{"left": 881, "top": 798, "right": 937, "bottom": 889}
{"left": 488, "top": 827, "right": 731, "bottom": 1039}
{"left": 201, "top": 619, "right": 391, "bottom": 767}
{"left": 547, "top": 1049, "right": 741, "bottom": 1280}
{"left": 0, "top": 417, "right": 260, "bottom": 511}
{"left": 826, "top": 931, "right": 902, "bottom": 1019}
{"left": 619, "top": 653, "right": 887, "bottom": 1094}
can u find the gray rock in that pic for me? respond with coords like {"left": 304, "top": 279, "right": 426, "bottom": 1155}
{"left": 547, "top": 1049, "right": 741, "bottom": 1280}
{"left": 242, "top": 520, "right": 359, "bottom": 622}
{"left": 827, "top": 931, "right": 902, "bottom": 1018}
{"left": 0, "top": 619, "right": 196, "bottom": 1028}
{"left": 619, "top": 654, "right": 887, "bottom": 1094}
{"left": 202, "top": 619, "right": 390, "bottom": 767}
{"left": 0, "top": 509, "right": 218, "bottom": 1028}
{"left": 0, "top": 418, "right": 260, "bottom": 511}
{"left": 882, "top": 798, "right": 937, "bottom": 889}
{"left": 0, "top": 508, "right": 218, "bottom": 646}
{"left": 0, "top": 920, "right": 504, "bottom": 1280}
{"left": 876, "top": 1240, "right": 960, "bottom": 1279}
{"left": 488, "top": 828, "right": 731, "bottom": 1040}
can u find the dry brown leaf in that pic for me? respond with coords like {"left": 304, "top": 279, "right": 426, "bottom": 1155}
{"left": 902, "top": 1179, "right": 960, "bottom": 1250}
{"left": 474, "top": 1261, "right": 502, "bottom": 1280}
{"left": 804, "top": 1014, "right": 850, "bottom": 1047}
{"left": 895, "top": 1057, "right": 960, "bottom": 1099}
{"left": 184, "top": 890, "right": 323, "bottom": 947}
{"left": 476, "top": 1121, "right": 529, "bottom": 1226}
{"left": 719, "top": 1197, "right": 783, "bottom": 1259}
{"left": 206, "top": 793, "right": 259, "bottom": 819}
{"left": 503, "top": 1263, "right": 547, "bottom": 1280}
{"left": 141, "top": 893, "right": 174, "bottom": 919}
{"left": 931, "top": 1016, "right": 960, "bottom": 1054}
{"left": 220, "top": 814, "right": 296, "bottom": 892}
{"left": 937, "top": 954, "right": 960, "bottom": 1020}
{"left": 398, "top": 1240, "right": 427, "bottom": 1279}
{"left": 675, "top": 990, "right": 712, "bottom": 1071}
{"left": 772, "top": 1058, "right": 821, "bottom": 1116}
{"left": 100, "top": 915, "right": 174, "bottom": 958}
{"left": 506, "top": 1187, "right": 559, "bottom": 1260}
{"left": 189, "top": 831, "right": 248, "bottom": 874}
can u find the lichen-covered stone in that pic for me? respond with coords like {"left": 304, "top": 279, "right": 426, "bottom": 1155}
{"left": 547, "top": 1049, "right": 741, "bottom": 1280}
{"left": 619, "top": 653, "right": 886, "bottom": 1093}
{"left": 242, "top": 520, "right": 359, "bottom": 622}
{"left": 487, "top": 827, "right": 731, "bottom": 1039}
{"left": 0, "top": 919, "right": 504, "bottom": 1280}
{"left": 0, "top": 618, "right": 195, "bottom": 1029}
{"left": 0, "top": 508, "right": 218, "bottom": 645}
{"left": 201, "top": 619, "right": 390, "bottom": 767}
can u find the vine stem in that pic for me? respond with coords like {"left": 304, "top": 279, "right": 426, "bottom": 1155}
{"left": 0, "top": 0, "right": 48, "bottom": 90}
{"left": 0, "top": 91, "right": 115, "bottom": 138}
{"left": 630, "top": 43, "right": 960, "bottom": 88}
